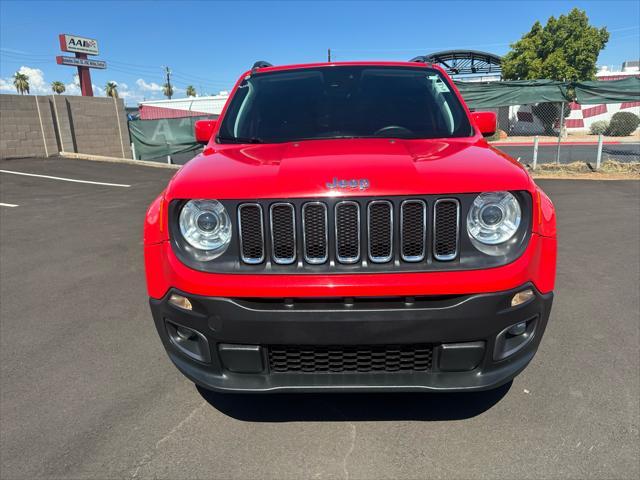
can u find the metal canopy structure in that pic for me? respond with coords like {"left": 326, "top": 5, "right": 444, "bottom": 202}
{"left": 411, "top": 50, "right": 502, "bottom": 76}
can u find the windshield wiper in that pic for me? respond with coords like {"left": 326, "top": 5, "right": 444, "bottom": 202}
{"left": 217, "top": 136, "right": 264, "bottom": 144}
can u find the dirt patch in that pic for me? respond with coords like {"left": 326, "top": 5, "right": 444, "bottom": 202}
{"left": 492, "top": 133, "right": 640, "bottom": 144}
{"left": 530, "top": 160, "right": 640, "bottom": 180}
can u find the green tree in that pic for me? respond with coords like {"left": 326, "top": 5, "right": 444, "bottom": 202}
{"left": 12, "top": 72, "right": 29, "bottom": 95}
{"left": 51, "top": 81, "right": 66, "bottom": 95}
{"left": 163, "top": 82, "right": 174, "bottom": 99}
{"left": 185, "top": 85, "right": 196, "bottom": 97}
{"left": 105, "top": 81, "right": 118, "bottom": 98}
{"left": 502, "top": 8, "right": 609, "bottom": 82}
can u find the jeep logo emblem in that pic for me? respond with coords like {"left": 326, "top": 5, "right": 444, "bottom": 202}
{"left": 326, "top": 178, "right": 370, "bottom": 191}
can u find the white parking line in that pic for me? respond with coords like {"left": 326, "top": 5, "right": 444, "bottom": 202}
{"left": 0, "top": 202, "right": 19, "bottom": 207}
{"left": 0, "top": 170, "right": 131, "bottom": 188}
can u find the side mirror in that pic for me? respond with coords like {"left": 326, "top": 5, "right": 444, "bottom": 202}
{"left": 194, "top": 119, "right": 217, "bottom": 144}
{"left": 471, "top": 112, "right": 497, "bottom": 137}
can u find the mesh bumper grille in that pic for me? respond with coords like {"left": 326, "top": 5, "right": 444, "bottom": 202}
{"left": 268, "top": 344, "right": 434, "bottom": 373}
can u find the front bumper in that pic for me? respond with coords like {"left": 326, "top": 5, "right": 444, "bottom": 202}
{"left": 149, "top": 284, "right": 553, "bottom": 393}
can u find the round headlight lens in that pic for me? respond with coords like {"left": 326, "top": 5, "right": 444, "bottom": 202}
{"left": 179, "top": 199, "right": 231, "bottom": 260}
{"left": 467, "top": 191, "right": 521, "bottom": 245}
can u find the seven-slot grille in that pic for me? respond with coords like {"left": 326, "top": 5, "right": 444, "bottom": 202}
{"left": 268, "top": 344, "right": 433, "bottom": 373}
{"left": 237, "top": 198, "right": 460, "bottom": 266}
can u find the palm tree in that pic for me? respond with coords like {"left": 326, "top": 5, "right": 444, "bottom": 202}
{"left": 13, "top": 72, "right": 29, "bottom": 95}
{"left": 185, "top": 85, "right": 196, "bottom": 97}
{"left": 105, "top": 81, "right": 118, "bottom": 98}
{"left": 163, "top": 82, "right": 174, "bottom": 99}
{"left": 51, "top": 81, "right": 66, "bottom": 95}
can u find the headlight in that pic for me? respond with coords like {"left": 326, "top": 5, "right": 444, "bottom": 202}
{"left": 179, "top": 199, "right": 232, "bottom": 261}
{"left": 467, "top": 192, "right": 521, "bottom": 250}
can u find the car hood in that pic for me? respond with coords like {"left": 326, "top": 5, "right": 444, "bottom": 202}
{"left": 166, "top": 138, "right": 533, "bottom": 200}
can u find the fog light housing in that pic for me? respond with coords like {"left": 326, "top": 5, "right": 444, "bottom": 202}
{"left": 507, "top": 322, "right": 527, "bottom": 336}
{"left": 511, "top": 288, "right": 534, "bottom": 307}
{"left": 165, "top": 320, "right": 211, "bottom": 363}
{"left": 169, "top": 293, "right": 192, "bottom": 311}
{"left": 176, "top": 326, "right": 198, "bottom": 341}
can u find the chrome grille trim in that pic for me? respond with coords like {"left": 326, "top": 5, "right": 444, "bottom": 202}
{"left": 400, "top": 199, "right": 427, "bottom": 262}
{"left": 367, "top": 200, "right": 393, "bottom": 263}
{"left": 269, "top": 202, "right": 296, "bottom": 265}
{"left": 334, "top": 201, "right": 361, "bottom": 264}
{"left": 302, "top": 202, "right": 329, "bottom": 264}
{"left": 237, "top": 203, "right": 265, "bottom": 264}
{"left": 433, "top": 198, "right": 460, "bottom": 261}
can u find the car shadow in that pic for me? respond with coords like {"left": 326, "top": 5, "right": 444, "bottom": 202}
{"left": 197, "top": 381, "right": 511, "bottom": 422}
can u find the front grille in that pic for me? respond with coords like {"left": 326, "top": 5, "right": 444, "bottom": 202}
{"left": 433, "top": 199, "right": 460, "bottom": 261}
{"left": 236, "top": 197, "right": 463, "bottom": 268}
{"left": 270, "top": 203, "right": 296, "bottom": 264}
{"left": 335, "top": 201, "right": 360, "bottom": 263}
{"left": 268, "top": 344, "right": 433, "bottom": 373}
{"left": 368, "top": 201, "right": 393, "bottom": 263}
{"left": 302, "top": 202, "right": 328, "bottom": 264}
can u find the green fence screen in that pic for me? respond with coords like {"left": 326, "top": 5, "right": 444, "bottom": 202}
{"left": 454, "top": 80, "right": 568, "bottom": 109}
{"left": 572, "top": 77, "right": 640, "bottom": 105}
{"left": 128, "top": 115, "right": 216, "bottom": 160}
{"left": 455, "top": 78, "right": 640, "bottom": 109}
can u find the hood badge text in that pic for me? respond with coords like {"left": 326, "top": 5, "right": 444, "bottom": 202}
{"left": 326, "top": 177, "right": 370, "bottom": 191}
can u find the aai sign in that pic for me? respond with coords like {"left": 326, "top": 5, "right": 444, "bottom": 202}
{"left": 59, "top": 34, "right": 99, "bottom": 55}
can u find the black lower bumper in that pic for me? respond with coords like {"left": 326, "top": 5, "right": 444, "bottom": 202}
{"left": 149, "top": 284, "right": 553, "bottom": 393}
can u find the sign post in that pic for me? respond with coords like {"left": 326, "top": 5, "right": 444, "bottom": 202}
{"left": 57, "top": 34, "right": 105, "bottom": 96}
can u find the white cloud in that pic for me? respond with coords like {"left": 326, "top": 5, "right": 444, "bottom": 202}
{"left": 136, "top": 78, "right": 163, "bottom": 92}
{"left": 0, "top": 78, "right": 14, "bottom": 92}
{"left": 0, "top": 66, "right": 79, "bottom": 95}
{"left": 65, "top": 81, "right": 80, "bottom": 95}
{"left": 0, "top": 66, "right": 49, "bottom": 94}
{"left": 0, "top": 66, "right": 181, "bottom": 105}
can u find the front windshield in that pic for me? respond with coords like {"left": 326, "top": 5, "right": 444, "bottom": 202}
{"left": 217, "top": 66, "right": 473, "bottom": 144}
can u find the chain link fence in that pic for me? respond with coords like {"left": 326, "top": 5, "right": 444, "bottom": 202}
{"left": 478, "top": 102, "right": 640, "bottom": 168}
{"left": 459, "top": 77, "right": 640, "bottom": 169}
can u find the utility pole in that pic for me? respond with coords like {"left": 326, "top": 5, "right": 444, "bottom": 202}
{"left": 327, "top": 48, "right": 331, "bottom": 62}
{"left": 163, "top": 66, "right": 173, "bottom": 100}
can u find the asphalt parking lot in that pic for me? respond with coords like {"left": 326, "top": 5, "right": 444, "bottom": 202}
{"left": 1, "top": 156, "right": 638, "bottom": 480}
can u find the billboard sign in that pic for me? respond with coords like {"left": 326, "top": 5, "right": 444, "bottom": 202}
{"left": 59, "top": 34, "right": 99, "bottom": 55}
{"left": 56, "top": 56, "right": 106, "bottom": 69}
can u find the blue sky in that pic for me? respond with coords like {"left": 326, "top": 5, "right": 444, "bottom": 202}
{"left": 1, "top": 0, "right": 638, "bottom": 104}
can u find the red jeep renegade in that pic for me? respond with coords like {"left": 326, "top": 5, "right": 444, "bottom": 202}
{"left": 144, "top": 60, "right": 556, "bottom": 393}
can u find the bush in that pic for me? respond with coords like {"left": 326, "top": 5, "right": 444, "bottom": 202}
{"left": 589, "top": 120, "right": 609, "bottom": 135}
{"left": 606, "top": 111, "right": 640, "bottom": 136}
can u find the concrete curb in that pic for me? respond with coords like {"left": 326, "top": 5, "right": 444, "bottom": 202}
{"left": 59, "top": 152, "right": 181, "bottom": 170}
